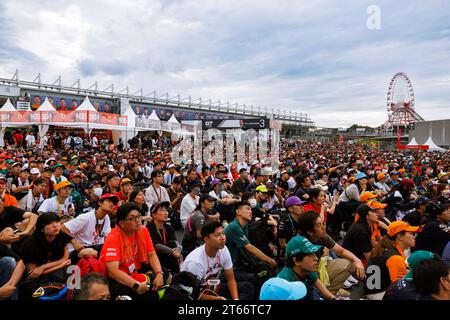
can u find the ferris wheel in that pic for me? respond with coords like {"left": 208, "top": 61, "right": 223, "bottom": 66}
{"left": 387, "top": 72, "right": 415, "bottom": 114}
{"left": 384, "top": 72, "right": 423, "bottom": 129}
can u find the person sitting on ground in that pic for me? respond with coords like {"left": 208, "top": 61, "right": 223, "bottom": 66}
{"left": 182, "top": 194, "right": 219, "bottom": 255}
{"left": 414, "top": 200, "right": 450, "bottom": 257}
{"left": 278, "top": 235, "right": 340, "bottom": 300}
{"left": 145, "top": 170, "right": 170, "bottom": 209}
{"left": 342, "top": 204, "right": 379, "bottom": 263}
{"left": 364, "top": 221, "right": 419, "bottom": 300}
{"left": 182, "top": 221, "right": 255, "bottom": 300}
{"left": 225, "top": 201, "right": 277, "bottom": 294}
{"left": 0, "top": 242, "right": 26, "bottom": 300}
{"left": 61, "top": 194, "right": 118, "bottom": 264}
{"left": 0, "top": 196, "right": 38, "bottom": 246}
{"left": 383, "top": 250, "right": 436, "bottom": 300}
{"left": 18, "top": 212, "right": 72, "bottom": 300}
{"left": 113, "top": 177, "right": 134, "bottom": 210}
{"left": 38, "top": 180, "right": 76, "bottom": 223}
{"left": 128, "top": 189, "right": 152, "bottom": 225}
{"left": 180, "top": 180, "right": 201, "bottom": 228}
{"left": 100, "top": 202, "right": 165, "bottom": 300}
{"left": 0, "top": 174, "right": 18, "bottom": 207}
{"left": 277, "top": 196, "right": 306, "bottom": 261}
{"left": 298, "top": 210, "right": 365, "bottom": 295}
{"left": 76, "top": 272, "right": 111, "bottom": 300}
{"left": 147, "top": 201, "right": 182, "bottom": 274}
{"left": 412, "top": 257, "right": 450, "bottom": 300}
{"left": 18, "top": 178, "right": 47, "bottom": 213}
{"left": 402, "top": 196, "right": 429, "bottom": 227}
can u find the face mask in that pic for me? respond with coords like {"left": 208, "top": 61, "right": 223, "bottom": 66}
{"left": 93, "top": 187, "right": 103, "bottom": 197}
{"left": 248, "top": 198, "right": 257, "bottom": 208}
{"left": 182, "top": 172, "right": 188, "bottom": 177}
{"left": 219, "top": 186, "right": 225, "bottom": 192}
{"left": 192, "top": 188, "right": 200, "bottom": 196}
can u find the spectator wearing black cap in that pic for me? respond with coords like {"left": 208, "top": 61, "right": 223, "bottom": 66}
{"left": 402, "top": 196, "right": 429, "bottom": 227}
{"left": 416, "top": 175, "right": 431, "bottom": 198}
{"left": 61, "top": 193, "right": 118, "bottom": 264}
{"left": 182, "top": 194, "right": 218, "bottom": 255}
{"left": 147, "top": 201, "right": 182, "bottom": 274}
{"left": 414, "top": 200, "right": 450, "bottom": 256}
{"left": 343, "top": 204, "right": 379, "bottom": 262}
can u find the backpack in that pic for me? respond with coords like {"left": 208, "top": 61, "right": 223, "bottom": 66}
{"left": 76, "top": 256, "right": 107, "bottom": 277}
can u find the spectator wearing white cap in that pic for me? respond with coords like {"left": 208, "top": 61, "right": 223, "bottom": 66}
{"left": 29, "top": 168, "right": 41, "bottom": 182}
{"left": 164, "top": 164, "right": 179, "bottom": 186}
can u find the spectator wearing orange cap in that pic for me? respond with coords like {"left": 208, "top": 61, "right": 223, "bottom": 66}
{"left": 37, "top": 181, "right": 76, "bottom": 223}
{"left": 364, "top": 221, "right": 419, "bottom": 300}
{"left": 375, "top": 172, "right": 390, "bottom": 196}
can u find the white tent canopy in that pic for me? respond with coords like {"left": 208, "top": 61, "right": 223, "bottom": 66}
{"left": 149, "top": 110, "right": 160, "bottom": 121}
{"left": 407, "top": 137, "right": 419, "bottom": 146}
{"left": 36, "top": 97, "right": 57, "bottom": 112}
{"left": 424, "top": 136, "right": 447, "bottom": 152}
{"left": 0, "top": 98, "right": 17, "bottom": 112}
{"left": 76, "top": 96, "right": 97, "bottom": 112}
{"left": 167, "top": 114, "right": 180, "bottom": 124}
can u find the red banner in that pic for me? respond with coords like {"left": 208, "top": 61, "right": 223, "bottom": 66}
{"left": 0, "top": 111, "right": 127, "bottom": 126}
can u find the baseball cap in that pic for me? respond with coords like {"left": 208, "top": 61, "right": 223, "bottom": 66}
{"left": 404, "top": 250, "right": 436, "bottom": 281}
{"left": 30, "top": 168, "right": 40, "bottom": 175}
{"left": 425, "top": 200, "right": 450, "bottom": 218}
{"left": 98, "top": 193, "right": 119, "bottom": 204}
{"left": 42, "top": 165, "right": 55, "bottom": 172}
{"left": 120, "top": 178, "right": 133, "bottom": 186}
{"left": 70, "top": 172, "right": 82, "bottom": 179}
{"left": 88, "top": 180, "right": 104, "bottom": 189}
{"left": 367, "top": 200, "right": 387, "bottom": 209}
{"left": 377, "top": 173, "right": 386, "bottom": 180}
{"left": 355, "top": 172, "right": 367, "bottom": 180}
{"left": 211, "top": 178, "right": 221, "bottom": 186}
{"left": 199, "top": 194, "right": 217, "bottom": 203}
{"left": 390, "top": 170, "right": 399, "bottom": 176}
{"left": 150, "top": 201, "right": 171, "bottom": 215}
{"left": 260, "top": 167, "right": 273, "bottom": 176}
{"left": 398, "top": 168, "right": 406, "bottom": 174}
{"left": 260, "top": 277, "right": 307, "bottom": 300}
{"left": 285, "top": 235, "right": 323, "bottom": 257}
{"left": 167, "top": 164, "right": 176, "bottom": 169}
{"left": 53, "top": 163, "right": 64, "bottom": 169}
{"left": 12, "top": 162, "right": 22, "bottom": 168}
{"left": 360, "top": 191, "right": 377, "bottom": 203}
{"left": 438, "top": 172, "right": 449, "bottom": 180}
{"left": 54, "top": 180, "right": 73, "bottom": 191}
{"left": 20, "top": 167, "right": 30, "bottom": 173}
{"left": 415, "top": 196, "right": 429, "bottom": 207}
{"left": 0, "top": 174, "right": 6, "bottom": 181}
{"left": 5, "top": 159, "right": 14, "bottom": 165}
{"left": 285, "top": 196, "right": 306, "bottom": 208}
{"left": 387, "top": 221, "right": 420, "bottom": 238}
{"left": 255, "top": 185, "right": 268, "bottom": 193}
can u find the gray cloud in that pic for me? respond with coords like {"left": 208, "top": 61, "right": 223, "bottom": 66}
{"left": 1, "top": 0, "right": 450, "bottom": 127}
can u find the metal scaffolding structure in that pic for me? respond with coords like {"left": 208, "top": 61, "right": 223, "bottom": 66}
{"left": 0, "top": 69, "right": 315, "bottom": 128}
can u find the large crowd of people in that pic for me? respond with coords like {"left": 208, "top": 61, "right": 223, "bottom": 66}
{"left": 0, "top": 129, "right": 449, "bottom": 301}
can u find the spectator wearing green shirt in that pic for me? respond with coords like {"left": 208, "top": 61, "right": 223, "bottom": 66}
{"left": 278, "top": 235, "right": 337, "bottom": 300}
{"left": 225, "top": 201, "right": 277, "bottom": 295}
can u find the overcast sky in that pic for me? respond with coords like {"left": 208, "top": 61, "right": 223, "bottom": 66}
{"left": 1, "top": 0, "right": 449, "bottom": 127}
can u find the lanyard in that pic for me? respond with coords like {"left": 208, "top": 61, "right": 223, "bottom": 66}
{"left": 152, "top": 185, "right": 162, "bottom": 202}
{"left": 156, "top": 225, "right": 167, "bottom": 245}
